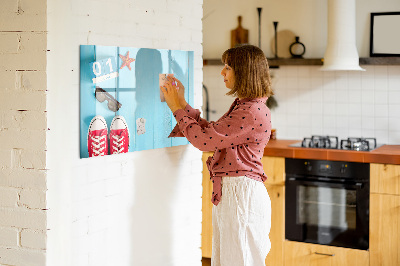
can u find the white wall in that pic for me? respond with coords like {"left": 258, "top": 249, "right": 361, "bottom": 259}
{"left": 0, "top": 0, "right": 48, "bottom": 265}
{"left": 203, "top": 0, "right": 400, "bottom": 58}
{"left": 46, "top": 1, "right": 203, "bottom": 266}
{"left": 203, "top": 0, "right": 400, "bottom": 145}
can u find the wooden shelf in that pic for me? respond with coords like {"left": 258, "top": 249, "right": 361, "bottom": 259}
{"left": 268, "top": 58, "right": 323, "bottom": 67}
{"left": 203, "top": 57, "right": 400, "bottom": 67}
{"left": 359, "top": 57, "right": 400, "bottom": 65}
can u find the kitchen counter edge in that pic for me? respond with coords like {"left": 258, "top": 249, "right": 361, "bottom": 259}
{"left": 263, "top": 139, "right": 400, "bottom": 165}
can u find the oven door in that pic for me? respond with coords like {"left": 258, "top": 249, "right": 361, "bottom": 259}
{"left": 285, "top": 177, "right": 369, "bottom": 250}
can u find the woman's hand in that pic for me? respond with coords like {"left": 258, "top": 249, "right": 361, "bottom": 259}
{"left": 172, "top": 77, "right": 187, "bottom": 108}
{"left": 161, "top": 78, "right": 182, "bottom": 113}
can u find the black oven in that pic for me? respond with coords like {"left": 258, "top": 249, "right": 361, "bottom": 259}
{"left": 285, "top": 158, "right": 370, "bottom": 250}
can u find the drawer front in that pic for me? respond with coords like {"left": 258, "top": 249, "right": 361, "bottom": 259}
{"left": 284, "top": 241, "right": 369, "bottom": 266}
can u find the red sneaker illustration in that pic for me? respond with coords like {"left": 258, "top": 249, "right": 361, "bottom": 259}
{"left": 109, "top": 116, "right": 130, "bottom": 154}
{"left": 88, "top": 116, "right": 108, "bottom": 157}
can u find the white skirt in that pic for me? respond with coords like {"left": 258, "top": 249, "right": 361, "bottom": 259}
{"left": 212, "top": 176, "right": 271, "bottom": 266}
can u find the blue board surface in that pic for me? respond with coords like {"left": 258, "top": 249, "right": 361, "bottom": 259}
{"left": 80, "top": 45, "right": 194, "bottom": 158}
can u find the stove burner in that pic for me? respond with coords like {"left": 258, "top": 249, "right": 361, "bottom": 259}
{"left": 340, "top": 137, "right": 377, "bottom": 151}
{"left": 301, "top": 135, "right": 339, "bottom": 149}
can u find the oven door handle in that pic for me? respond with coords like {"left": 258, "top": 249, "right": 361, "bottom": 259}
{"left": 287, "top": 177, "right": 364, "bottom": 188}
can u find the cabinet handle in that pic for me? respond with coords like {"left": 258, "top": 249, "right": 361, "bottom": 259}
{"left": 314, "top": 252, "right": 335, "bottom": 257}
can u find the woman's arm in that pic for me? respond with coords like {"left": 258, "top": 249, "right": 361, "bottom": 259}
{"left": 162, "top": 77, "right": 211, "bottom": 137}
{"left": 172, "top": 106, "right": 264, "bottom": 152}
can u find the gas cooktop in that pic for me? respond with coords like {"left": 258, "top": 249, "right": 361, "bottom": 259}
{"left": 289, "top": 135, "right": 383, "bottom": 151}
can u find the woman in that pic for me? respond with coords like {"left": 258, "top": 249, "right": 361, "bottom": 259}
{"left": 161, "top": 45, "right": 273, "bottom": 266}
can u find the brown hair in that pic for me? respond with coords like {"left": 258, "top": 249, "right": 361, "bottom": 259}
{"left": 221, "top": 45, "right": 273, "bottom": 99}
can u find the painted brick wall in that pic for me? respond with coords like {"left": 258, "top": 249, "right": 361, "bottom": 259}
{"left": 46, "top": 1, "right": 203, "bottom": 266}
{"left": 0, "top": 0, "right": 48, "bottom": 265}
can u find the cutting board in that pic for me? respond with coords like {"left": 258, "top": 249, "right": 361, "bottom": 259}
{"left": 231, "top": 16, "right": 249, "bottom": 48}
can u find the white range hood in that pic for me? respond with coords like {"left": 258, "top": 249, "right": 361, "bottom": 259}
{"left": 320, "top": 0, "right": 365, "bottom": 71}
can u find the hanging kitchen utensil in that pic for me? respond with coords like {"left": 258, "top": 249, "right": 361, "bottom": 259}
{"left": 257, "top": 8, "right": 262, "bottom": 48}
{"left": 231, "top": 16, "right": 249, "bottom": 48}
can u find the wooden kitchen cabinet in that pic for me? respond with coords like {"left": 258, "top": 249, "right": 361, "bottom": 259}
{"left": 284, "top": 241, "right": 369, "bottom": 266}
{"left": 370, "top": 163, "right": 400, "bottom": 266}
{"left": 202, "top": 152, "right": 213, "bottom": 258}
{"left": 264, "top": 184, "right": 285, "bottom": 266}
{"left": 261, "top": 156, "right": 285, "bottom": 185}
{"left": 262, "top": 156, "right": 285, "bottom": 266}
{"left": 370, "top": 163, "right": 400, "bottom": 195}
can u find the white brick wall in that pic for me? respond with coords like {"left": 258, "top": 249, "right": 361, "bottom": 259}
{"left": 2, "top": 0, "right": 203, "bottom": 264}
{"left": 46, "top": 1, "right": 203, "bottom": 266}
{"left": 0, "top": 0, "right": 48, "bottom": 265}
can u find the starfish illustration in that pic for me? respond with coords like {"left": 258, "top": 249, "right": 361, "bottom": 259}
{"left": 119, "top": 51, "right": 135, "bottom": 70}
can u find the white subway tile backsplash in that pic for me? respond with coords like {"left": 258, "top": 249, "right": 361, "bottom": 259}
{"left": 298, "top": 127, "right": 312, "bottom": 138}
{"left": 298, "top": 67, "right": 311, "bottom": 78}
{"left": 388, "top": 129, "right": 400, "bottom": 142}
{"left": 374, "top": 76, "right": 388, "bottom": 92}
{"left": 375, "top": 104, "right": 389, "bottom": 118}
{"left": 298, "top": 102, "right": 312, "bottom": 115}
{"left": 335, "top": 74, "right": 348, "bottom": 91}
{"left": 361, "top": 76, "right": 375, "bottom": 91}
{"left": 336, "top": 104, "right": 349, "bottom": 116}
{"left": 204, "top": 65, "right": 400, "bottom": 144}
{"left": 298, "top": 77, "right": 311, "bottom": 89}
{"left": 323, "top": 103, "right": 336, "bottom": 116}
{"left": 374, "top": 118, "right": 389, "bottom": 134}
{"left": 310, "top": 88, "right": 323, "bottom": 103}
{"left": 362, "top": 104, "right": 375, "bottom": 117}
{"left": 336, "top": 116, "right": 349, "bottom": 129}
{"left": 323, "top": 88, "right": 336, "bottom": 103}
{"left": 375, "top": 90, "right": 388, "bottom": 105}
{"left": 323, "top": 115, "right": 336, "bottom": 129}
{"left": 388, "top": 104, "right": 400, "bottom": 118}
{"left": 311, "top": 114, "right": 323, "bottom": 128}
{"left": 348, "top": 75, "right": 362, "bottom": 90}
{"left": 362, "top": 117, "right": 375, "bottom": 130}
{"left": 348, "top": 104, "right": 362, "bottom": 116}
{"left": 285, "top": 66, "right": 299, "bottom": 77}
{"left": 374, "top": 66, "right": 388, "bottom": 78}
{"left": 361, "top": 129, "right": 375, "bottom": 138}
{"left": 286, "top": 77, "right": 298, "bottom": 89}
{"left": 388, "top": 91, "right": 400, "bottom": 104}
{"left": 336, "top": 90, "right": 349, "bottom": 104}
{"left": 348, "top": 116, "right": 362, "bottom": 128}
{"left": 374, "top": 130, "right": 389, "bottom": 144}
{"left": 388, "top": 75, "right": 400, "bottom": 91}
{"left": 361, "top": 90, "right": 375, "bottom": 104}
{"left": 348, "top": 128, "right": 363, "bottom": 138}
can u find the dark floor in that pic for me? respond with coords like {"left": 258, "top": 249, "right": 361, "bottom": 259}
{"left": 202, "top": 257, "right": 211, "bottom": 266}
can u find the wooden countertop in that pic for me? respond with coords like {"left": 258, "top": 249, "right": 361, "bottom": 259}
{"left": 264, "top": 139, "right": 400, "bottom": 165}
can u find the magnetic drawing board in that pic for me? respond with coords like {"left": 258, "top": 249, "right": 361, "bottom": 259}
{"left": 80, "top": 45, "right": 194, "bottom": 158}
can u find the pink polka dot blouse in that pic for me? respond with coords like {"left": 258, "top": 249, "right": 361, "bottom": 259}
{"left": 169, "top": 97, "right": 271, "bottom": 206}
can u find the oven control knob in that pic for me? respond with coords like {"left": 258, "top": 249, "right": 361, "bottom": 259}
{"left": 340, "top": 164, "right": 347, "bottom": 174}
{"left": 305, "top": 162, "right": 312, "bottom": 171}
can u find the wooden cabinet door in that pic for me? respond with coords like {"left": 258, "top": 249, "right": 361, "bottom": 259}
{"left": 262, "top": 156, "right": 285, "bottom": 185}
{"left": 370, "top": 193, "right": 400, "bottom": 266}
{"left": 371, "top": 163, "right": 400, "bottom": 195}
{"left": 264, "top": 184, "right": 285, "bottom": 266}
{"left": 202, "top": 152, "right": 213, "bottom": 258}
{"left": 284, "top": 241, "right": 369, "bottom": 266}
